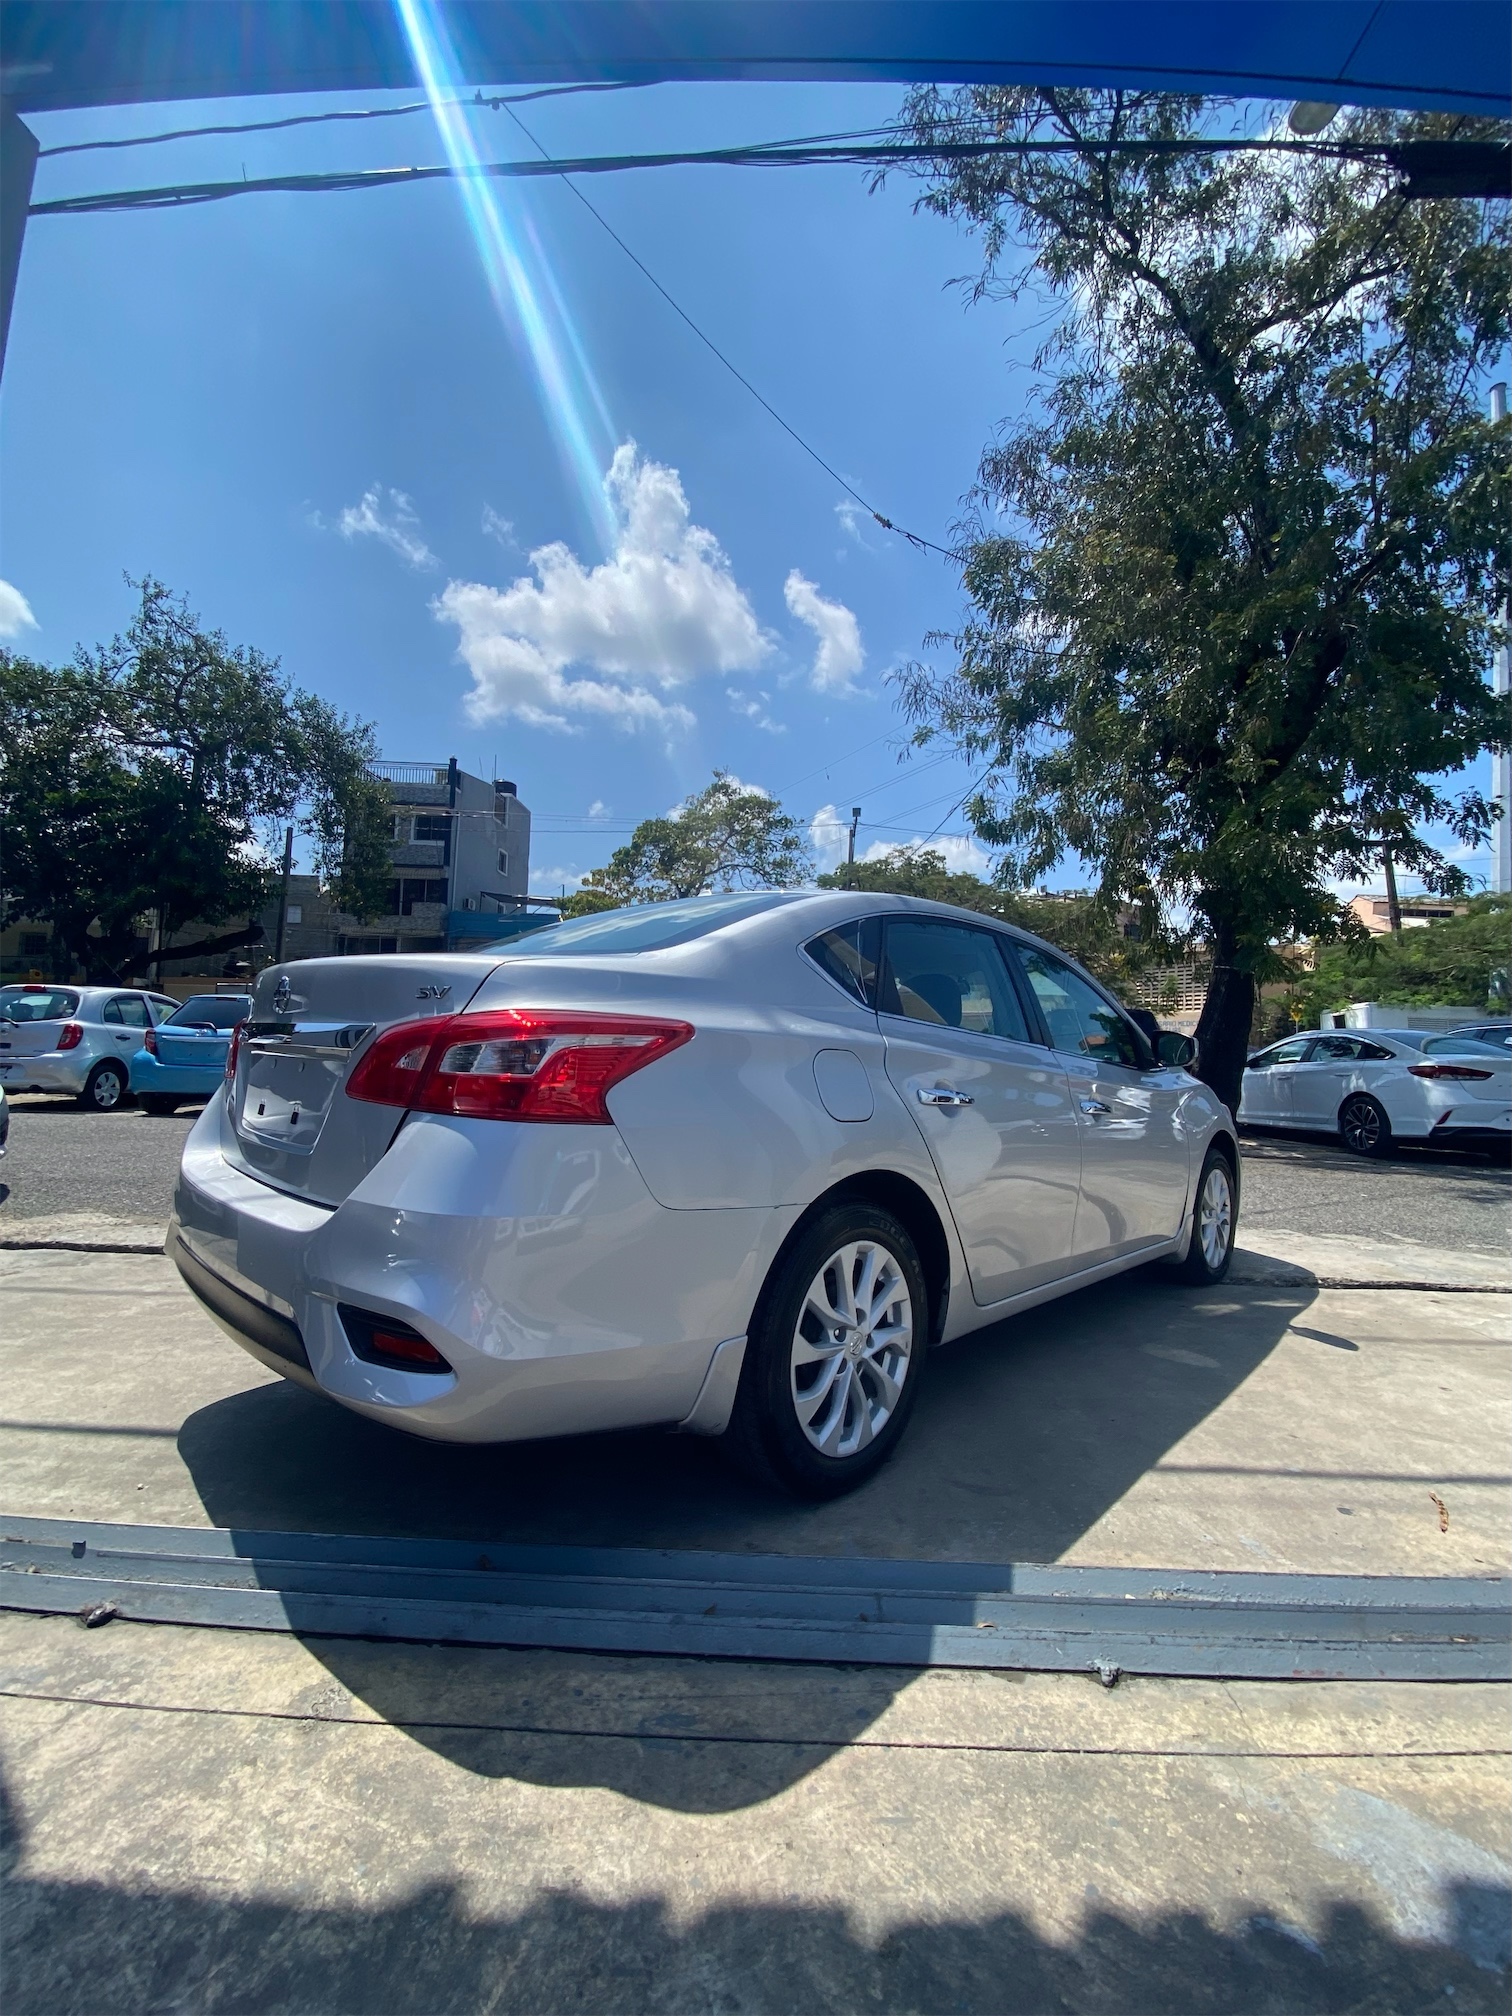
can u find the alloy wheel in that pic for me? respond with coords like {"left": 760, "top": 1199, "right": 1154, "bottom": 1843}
{"left": 1198, "top": 1162, "right": 1233, "bottom": 1270}
{"left": 1340, "top": 1097, "right": 1382, "bottom": 1155}
{"left": 790, "top": 1239, "right": 914, "bottom": 1459}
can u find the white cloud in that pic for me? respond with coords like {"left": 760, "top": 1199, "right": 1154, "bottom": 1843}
{"left": 438, "top": 444, "right": 771, "bottom": 734}
{"left": 834, "top": 499, "right": 872, "bottom": 545}
{"left": 481, "top": 505, "right": 516, "bottom": 549}
{"left": 337, "top": 485, "right": 436, "bottom": 569}
{"left": 586, "top": 799, "right": 609, "bottom": 819}
{"left": 784, "top": 570, "right": 863, "bottom": 693}
{"left": 809, "top": 802, "right": 994, "bottom": 877}
{"left": 530, "top": 864, "right": 590, "bottom": 893}
{"left": 0, "top": 579, "right": 38, "bottom": 639}
{"left": 727, "top": 687, "right": 786, "bottom": 734}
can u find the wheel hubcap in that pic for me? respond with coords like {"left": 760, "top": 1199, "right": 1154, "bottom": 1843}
{"left": 1198, "top": 1165, "right": 1232, "bottom": 1268}
{"left": 94, "top": 1072, "right": 122, "bottom": 1109}
{"left": 791, "top": 1239, "right": 913, "bottom": 1459}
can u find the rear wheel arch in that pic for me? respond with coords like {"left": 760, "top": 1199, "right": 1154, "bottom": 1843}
{"left": 757, "top": 1171, "right": 952, "bottom": 1346}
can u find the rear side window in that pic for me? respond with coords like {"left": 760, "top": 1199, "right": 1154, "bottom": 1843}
{"left": 880, "top": 919, "right": 1030, "bottom": 1042}
{"left": 804, "top": 920, "right": 881, "bottom": 1007}
{"left": 104, "top": 995, "right": 150, "bottom": 1028}
{"left": 0, "top": 988, "right": 79, "bottom": 1022}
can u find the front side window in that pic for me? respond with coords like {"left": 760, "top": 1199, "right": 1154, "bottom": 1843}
{"left": 804, "top": 920, "right": 881, "bottom": 1007}
{"left": 1252, "top": 1037, "right": 1312, "bottom": 1068}
{"left": 880, "top": 919, "right": 1030, "bottom": 1041}
{"left": 1012, "top": 945, "right": 1144, "bottom": 1068}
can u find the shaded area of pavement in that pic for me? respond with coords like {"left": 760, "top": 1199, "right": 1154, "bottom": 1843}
{"left": 2, "top": 1614, "right": 1507, "bottom": 2013}
{"left": 2, "top": 1250, "right": 1505, "bottom": 1577}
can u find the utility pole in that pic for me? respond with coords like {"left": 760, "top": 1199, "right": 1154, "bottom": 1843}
{"left": 847, "top": 807, "right": 861, "bottom": 867}
{"left": 1491, "top": 384, "right": 1510, "bottom": 896}
{"left": 273, "top": 827, "right": 294, "bottom": 965}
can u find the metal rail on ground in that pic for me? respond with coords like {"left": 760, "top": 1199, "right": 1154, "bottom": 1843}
{"left": 1, "top": 1517, "right": 1505, "bottom": 1683}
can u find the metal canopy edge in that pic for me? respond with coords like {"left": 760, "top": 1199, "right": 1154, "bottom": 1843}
{"left": 1, "top": 1517, "right": 1504, "bottom": 1682}
{"left": 2, "top": 3, "right": 1508, "bottom": 119}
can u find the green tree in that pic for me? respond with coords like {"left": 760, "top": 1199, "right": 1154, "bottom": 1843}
{"left": 571, "top": 771, "right": 813, "bottom": 910}
{"left": 0, "top": 579, "right": 391, "bottom": 978}
{"left": 1287, "top": 893, "right": 1511, "bottom": 1024}
{"left": 888, "top": 91, "right": 1510, "bottom": 1111}
{"left": 819, "top": 846, "right": 1158, "bottom": 989}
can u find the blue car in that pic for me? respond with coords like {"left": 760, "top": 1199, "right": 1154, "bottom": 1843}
{"left": 132, "top": 993, "right": 251, "bottom": 1114}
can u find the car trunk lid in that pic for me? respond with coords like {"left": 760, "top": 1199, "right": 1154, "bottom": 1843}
{"left": 224, "top": 955, "right": 505, "bottom": 1204}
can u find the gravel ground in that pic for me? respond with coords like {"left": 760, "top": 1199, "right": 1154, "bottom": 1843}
{"left": 1, "top": 1091, "right": 1506, "bottom": 1254}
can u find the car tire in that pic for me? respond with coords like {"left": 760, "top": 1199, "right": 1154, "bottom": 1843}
{"left": 723, "top": 1203, "right": 928, "bottom": 1500}
{"left": 1168, "top": 1144, "right": 1237, "bottom": 1284}
{"left": 140, "top": 1094, "right": 181, "bottom": 1116}
{"left": 79, "top": 1060, "right": 130, "bottom": 1112}
{"left": 1339, "top": 1093, "right": 1392, "bottom": 1159}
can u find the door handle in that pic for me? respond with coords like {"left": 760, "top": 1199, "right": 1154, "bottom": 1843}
{"left": 917, "top": 1086, "right": 974, "bottom": 1107}
{"left": 1079, "top": 1097, "right": 1112, "bottom": 1116}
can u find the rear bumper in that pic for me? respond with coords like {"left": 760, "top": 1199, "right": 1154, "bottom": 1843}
{"left": 173, "top": 1095, "right": 790, "bottom": 1444}
{"left": 131, "top": 1050, "right": 222, "bottom": 1096}
{"left": 0, "top": 1051, "right": 88, "bottom": 1093}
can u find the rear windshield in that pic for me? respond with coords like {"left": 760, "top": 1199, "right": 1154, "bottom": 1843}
{"left": 497, "top": 892, "right": 801, "bottom": 957}
{"left": 0, "top": 988, "right": 80, "bottom": 1022}
{"left": 166, "top": 996, "right": 250, "bottom": 1029}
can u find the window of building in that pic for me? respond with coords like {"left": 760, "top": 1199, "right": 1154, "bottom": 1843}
{"left": 337, "top": 935, "right": 400, "bottom": 956}
{"left": 20, "top": 932, "right": 47, "bottom": 954}
{"left": 390, "top": 815, "right": 411, "bottom": 843}
{"left": 497, "top": 851, "right": 509, "bottom": 877}
{"left": 382, "top": 877, "right": 449, "bottom": 916}
{"left": 412, "top": 814, "right": 451, "bottom": 843}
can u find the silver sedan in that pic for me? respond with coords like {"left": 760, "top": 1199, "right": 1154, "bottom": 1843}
{"left": 171, "top": 893, "right": 1238, "bottom": 1497}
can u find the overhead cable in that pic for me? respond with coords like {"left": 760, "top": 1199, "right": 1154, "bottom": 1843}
{"left": 496, "top": 98, "right": 957, "bottom": 559}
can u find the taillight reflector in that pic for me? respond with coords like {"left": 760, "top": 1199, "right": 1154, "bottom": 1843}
{"left": 345, "top": 1008, "right": 694, "bottom": 1124}
{"left": 56, "top": 1022, "right": 83, "bottom": 1051}
{"left": 1408, "top": 1062, "right": 1494, "bottom": 1080}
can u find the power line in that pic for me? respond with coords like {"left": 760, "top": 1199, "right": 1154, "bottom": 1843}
{"left": 36, "top": 83, "right": 652, "bottom": 157}
{"left": 496, "top": 99, "right": 959, "bottom": 561}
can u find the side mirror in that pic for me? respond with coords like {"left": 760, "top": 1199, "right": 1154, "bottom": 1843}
{"left": 1157, "top": 1031, "right": 1198, "bottom": 1069}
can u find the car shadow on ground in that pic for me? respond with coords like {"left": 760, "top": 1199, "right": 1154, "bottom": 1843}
{"left": 3, "top": 1773, "right": 1506, "bottom": 2016}
{"left": 174, "top": 1271, "right": 1315, "bottom": 1806}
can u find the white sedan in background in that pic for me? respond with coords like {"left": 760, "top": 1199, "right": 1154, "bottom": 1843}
{"left": 1239, "top": 1030, "right": 1512, "bottom": 1157}
{"left": 171, "top": 892, "right": 1238, "bottom": 1498}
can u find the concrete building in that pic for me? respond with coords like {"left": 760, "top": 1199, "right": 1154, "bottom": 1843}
{"left": 1345, "top": 893, "right": 1468, "bottom": 937}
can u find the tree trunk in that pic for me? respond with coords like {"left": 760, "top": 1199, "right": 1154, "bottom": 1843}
{"left": 1193, "top": 930, "right": 1256, "bottom": 1118}
{"left": 1381, "top": 847, "right": 1402, "bottom": 933}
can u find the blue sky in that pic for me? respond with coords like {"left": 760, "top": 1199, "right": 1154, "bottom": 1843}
{"left": 1, "top": 77, "right": 1499, "bottom": 901}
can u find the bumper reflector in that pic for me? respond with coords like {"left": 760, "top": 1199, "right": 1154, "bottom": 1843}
{"left": 339, "top": 1305, "right": 453, "bottom": 1375}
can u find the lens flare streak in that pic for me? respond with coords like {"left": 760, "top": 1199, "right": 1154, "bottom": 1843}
{"left": 394, "top": 0, "right": 618, "bottom": 548}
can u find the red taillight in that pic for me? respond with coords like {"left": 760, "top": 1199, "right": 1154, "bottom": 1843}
{"left": 56, "top": 1022, "right": 83, "bottom": 1051}
{"left": 144, "top": 1028, "right": 159, "bottom": 1056}
{"left": 224, "top": 1020, "right": 243, "bottom": 1082}
{"left": 1408, "top": 1062, "right": 1494, "bottom": 1080}
{"left": 345, "top": 1009, "right": 694, "bottom": 1124}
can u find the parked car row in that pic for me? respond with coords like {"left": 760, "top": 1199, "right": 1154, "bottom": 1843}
{"left": 1239, "top": 1026, "right": 1512, "bottom": 1156}
{"left": 0, "top": 986, "right": 251, "bottom": 1111}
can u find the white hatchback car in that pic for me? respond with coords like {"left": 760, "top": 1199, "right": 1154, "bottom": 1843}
{"left": 0, "top": 984, "right": 182, "bottom": 1110}
{"left": 1240, "top": 1029, "right": 1512, "bottom": 1156}
{"left": 170, "top": 893, "right": 1238, "bottom": 1496}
